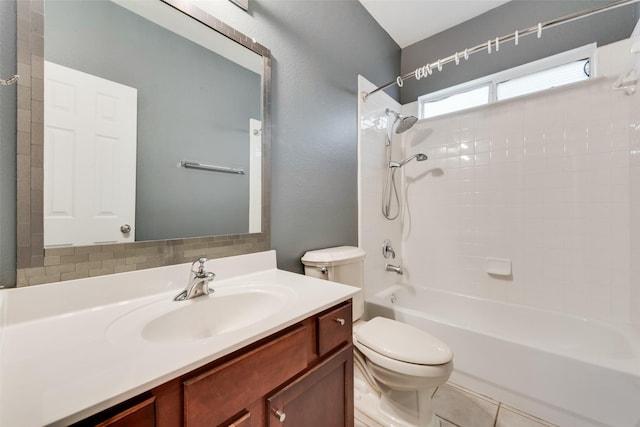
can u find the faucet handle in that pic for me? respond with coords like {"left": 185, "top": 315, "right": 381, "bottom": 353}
{"left": 191, "top": 257, "right": 208, "bottom": 275}
{"left": 382, "top": 239, "right": 396, "bottom": 259}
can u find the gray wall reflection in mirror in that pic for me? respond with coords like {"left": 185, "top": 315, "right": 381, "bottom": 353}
{"left": 45, "top": 0, "right": 261, "bottom": 243}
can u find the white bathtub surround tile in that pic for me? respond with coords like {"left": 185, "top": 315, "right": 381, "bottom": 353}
{"left": 631, "top": 91, "right": 640, "bottom": 327}
{"left": 432, "top": 382, "right": 498, "bottom": 427}
{"left": 358, "top": 76, "right": 403, "bottom": 300}
{"left": 495, "top": 405, "right": 559, "bottom": 427}
{"left": 400, "top": 74, "right": 635, "bottom": 324}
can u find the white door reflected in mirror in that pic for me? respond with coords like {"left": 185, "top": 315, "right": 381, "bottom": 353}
{"left": 44, "top": 61, "right": 137, "bottom": 247}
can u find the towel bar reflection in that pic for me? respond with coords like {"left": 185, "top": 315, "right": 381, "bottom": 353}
{"left": 181, "top": 160, "right": 245, "bottom": 175}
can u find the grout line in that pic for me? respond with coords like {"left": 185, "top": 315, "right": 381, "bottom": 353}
{"left": 437, "top": 415, "right": 463, "bottom": 427}
{"left": 493, "top": 403, "right": 502, "bottom": 427}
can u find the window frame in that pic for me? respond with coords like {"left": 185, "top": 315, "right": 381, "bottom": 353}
{"left": 418, "top": 43, "right": 596, "bottom": 120}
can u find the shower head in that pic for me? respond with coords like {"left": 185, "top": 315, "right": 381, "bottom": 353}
{"left": 385, "top": 108, "right": 419, "bottom": 134}
{"left": 389, "top": 153, "right": 428, "bottom": 168}
{"left": 395, "top": 116, "right": 419, "bottom": 134}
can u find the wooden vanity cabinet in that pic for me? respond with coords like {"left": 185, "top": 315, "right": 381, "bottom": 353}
{"left": 266, "top": 344, "right": 353, "bottom": 427}
{"left": 182, "top": 324, "right": 310, "bottom": 426}
{"left": 75, "top": 300, "right": 353, "bottom": 427}
{"left": 70, "top": 394, "right": 156, "bottom": 427}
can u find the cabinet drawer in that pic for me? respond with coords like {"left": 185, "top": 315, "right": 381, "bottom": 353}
{"left": 72, "top": 395, "right": 156, "bottom": 427}
{"left": 183, "top": 325, "right": 309, "bottom": 426}
{"left": 221, "top": 410, "right": 251, "bottom": 427}
{"left": 317, "top": 302, "right": 352, "bottom": 357}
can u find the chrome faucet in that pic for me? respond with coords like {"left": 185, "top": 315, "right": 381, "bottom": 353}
{"left": 174, "top": 258, "right": 216, "bottom": 301}
{"left": 385, "top": 264, "right": 403, "bottom": 275}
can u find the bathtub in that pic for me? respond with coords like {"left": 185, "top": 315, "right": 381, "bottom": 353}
{"left": 365, "top": 286, "right": 640, "bottom": 427}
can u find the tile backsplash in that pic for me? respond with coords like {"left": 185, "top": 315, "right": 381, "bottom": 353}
{"left": 17, "top": 235, "right": 267, "bottom": 286}
{"left": 402, "top": 77, "right": 636, "bottom": 323}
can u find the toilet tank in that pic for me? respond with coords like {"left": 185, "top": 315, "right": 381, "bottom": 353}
{"left": 301, "top": 246, "right": 366, "bottom": 321}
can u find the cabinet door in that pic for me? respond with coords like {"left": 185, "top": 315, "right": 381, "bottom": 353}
{"left": 267, "top": 345, "right": 354, "bottom": 427}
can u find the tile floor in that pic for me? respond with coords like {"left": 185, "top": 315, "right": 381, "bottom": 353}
{"left": 354, "top": 381, "right": 558, "bottom": 427}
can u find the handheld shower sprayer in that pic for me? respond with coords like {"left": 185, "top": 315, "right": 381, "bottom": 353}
{"left": 382, "top": 152, "right": 428, "bottom": 220}
{"left": 382, "top": 107, "right": 425, "bottom": 220}
{"left": 389, "top": 153, "right": 428, "bottom": 168}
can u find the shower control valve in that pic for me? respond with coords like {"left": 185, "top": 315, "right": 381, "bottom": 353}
{"left": 382, "top": 239, "right": 396, "bottom": 259}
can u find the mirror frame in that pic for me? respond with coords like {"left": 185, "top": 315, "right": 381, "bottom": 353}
{"left": 15, "top": 0, "right": 271, "bottom": 286}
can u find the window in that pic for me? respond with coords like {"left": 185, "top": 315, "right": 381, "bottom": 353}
{"left": 418, "top": 44, "right": 595, "bottom": 119}
{"left": 421, "top": 85, "right": 490, "bottom": 119}
{"left": 496, "top": 58, "right": 591, "bottom": 101}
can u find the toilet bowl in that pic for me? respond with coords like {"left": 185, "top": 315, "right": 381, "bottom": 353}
{"left": 353, "top": 317, "right": 453, "bottom": 427}
{"left": 301, "top": 247, "right": 454, "bottom": 427}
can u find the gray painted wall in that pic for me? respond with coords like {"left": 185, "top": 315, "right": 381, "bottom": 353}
{"left": 198, "top": 0, "right": 400, "bottom": 272}
{"left": 401, "top": 0, "right": 638, "bottom": 103}
{"left": 0, "top": 0, "right": 16, "bottom": 287}
{"left": 1, "top": 0, "right": 400, "bottom": 280}
{"left": 45, "top": 0, "right": 261, "bottom": 241}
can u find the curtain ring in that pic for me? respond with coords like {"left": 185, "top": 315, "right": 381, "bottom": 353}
{"left": 495, "top": 37, "right": 500, "bottom": 52}
{"left": 487, "top": 40, "right": 492, "bottom": 54}
{"left": 455, "top": 52, "right": 460, "bottom": 65}
{"left": 396, "top": 76, "right": 403, "bottom": 87}
{"left": 415, "top": 68, "right": 421, "bottom": 80}
{"left": 464, "top": 49, "right": 469, "bottom": 60}
{"left": 426, "top": 64, "right": 432, "bottom": 75}
{"left": 537, "top": 23, "right": 542, "bottom": 38}
{"left": 515, "top": 30, "right": 519, "bottom": 46}
{"left": 437, "top": 59, "right": 442, "bottom": 72}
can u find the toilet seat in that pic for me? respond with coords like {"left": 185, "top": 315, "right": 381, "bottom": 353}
{"left": 354, "top": 317, "right": 453, "bottom": 377}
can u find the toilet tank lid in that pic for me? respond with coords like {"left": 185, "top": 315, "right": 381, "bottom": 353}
{"left": 301, "top": 246, "right": 366, "bottom": 266}
{"left": 355, "top": 317, "right": 453, "bottom": 365}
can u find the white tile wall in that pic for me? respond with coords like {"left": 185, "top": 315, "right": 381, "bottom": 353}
{"left": 401, "top": 77, "right": 634, "bottom": 323}
{"left": 358, "top": 76, "right": 404, "bottom": 303}
{"left": 630, "top": 91, "right": 640, "bottom": 326}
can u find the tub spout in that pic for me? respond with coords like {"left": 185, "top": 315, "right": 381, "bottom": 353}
{"left": 385, "top": 264, "right": 403, "bottom": 275}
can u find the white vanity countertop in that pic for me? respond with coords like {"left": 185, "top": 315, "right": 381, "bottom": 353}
{"left": 0, "top": 250, "right": 359, "bottom": 427}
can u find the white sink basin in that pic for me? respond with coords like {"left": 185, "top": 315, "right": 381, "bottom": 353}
{"left": 107, "top": 284, "right": 295, "bottom": 344}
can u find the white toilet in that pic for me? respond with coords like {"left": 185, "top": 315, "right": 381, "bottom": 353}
{"left": 301, "top": 246, "right": 453, "bottom": 427}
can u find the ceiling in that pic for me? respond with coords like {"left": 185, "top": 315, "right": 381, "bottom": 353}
{"left": 359, "top": 0, "right": 512, "bottom": 48}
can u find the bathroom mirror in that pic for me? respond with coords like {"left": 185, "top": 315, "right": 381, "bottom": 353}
{"left": 45, "top": 0, "right": 264, "bottom": 246}
{"left": 15, "top": 0, "right": 271, "bottom": 284}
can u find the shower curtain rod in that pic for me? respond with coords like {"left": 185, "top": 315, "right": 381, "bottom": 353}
{"left": 361, "top": 0, "right": 640, "bottom": 101}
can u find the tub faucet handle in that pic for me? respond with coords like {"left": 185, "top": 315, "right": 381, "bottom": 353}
{"left": 382, "top": 239, "right": 396, "bottom": 259}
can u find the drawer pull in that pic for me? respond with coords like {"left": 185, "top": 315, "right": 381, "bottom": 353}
{"left": 335, "top": 318, "right": 345, "bottom": 326}
{"left": 274, "top": 409, "right": 286, "bottom": 422}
